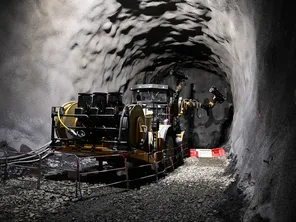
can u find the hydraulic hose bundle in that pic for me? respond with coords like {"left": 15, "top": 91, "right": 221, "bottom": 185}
{"left": 0, "top": 141, "right": 52, "bottom": 167}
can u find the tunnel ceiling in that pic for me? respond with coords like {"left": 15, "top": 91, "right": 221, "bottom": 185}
{"left": 70, "top": 0, "right": 233, "bottom": 91}
{"left": 0, "top": 0, "right": 255, "bottom": 154}
{"left": 6, "top": 1, "right": 296, "bottom": 221}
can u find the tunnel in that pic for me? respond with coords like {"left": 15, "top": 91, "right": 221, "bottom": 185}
{"left": 0, "top": 0, "right": 296, "bottom": 221}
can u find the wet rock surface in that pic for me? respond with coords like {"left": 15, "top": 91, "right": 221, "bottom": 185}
{"left": 0, "top": 157, "right": 244, "bottom": 222}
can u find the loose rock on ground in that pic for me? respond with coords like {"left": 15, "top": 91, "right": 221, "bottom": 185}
{"left": 0, "top": 157, "right": 244, "bottom": 222}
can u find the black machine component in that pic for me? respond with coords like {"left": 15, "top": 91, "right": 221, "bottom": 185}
{"left": 200, "top": 86, "right": 227, "bottom": 116}
{"left": 106, "top": 92, "right": 124, "bottom": 115}
{"left": 209, "top": 86, "right": 226, "bottom": 103}
{"left": 107, "top": 92, "right": 123, "bottom": 107}
{"left": 75, "top": 93, "right": 92, "bottom": 115}
{"left": 92, "top": 92, "right": 107, "bottom": 113}
{"left": 52, "top": 91, "right": 129, "bottom": 151}
{"left": 78, "top": 93, "right": 92, "bottom": 110}
{"left": 130, "top": 84, "right": 173, "bottom": 126}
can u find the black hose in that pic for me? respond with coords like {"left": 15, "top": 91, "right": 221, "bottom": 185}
{"left": 6, "top": 148, "right": 50, "bottom": 162}
{"left": 0, "top": 150, "right": 53, "bottom": 167}
{"left": 0, "top": 142, "right": 51, "bottom": 161}
{"left": 7, "top": 151, "right": 53, "bottom": 165}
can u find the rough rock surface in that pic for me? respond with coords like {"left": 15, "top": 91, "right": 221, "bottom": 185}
{"left": 1, "top": 1, "right": 296, "bottom": 221}
{"left": 0, "top": 157, "right": 242, "bottom": 222}
{"left": 0, "top": 141, "right": 18, "bottom": 155}
{"left": 19, "top": 144, "right": 32, "bottom": 153}
{"left": 0, "top": 0, "right": 249, "bottom": 149}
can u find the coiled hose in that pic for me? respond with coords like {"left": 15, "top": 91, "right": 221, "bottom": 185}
{"left": 57, "top": 101, "right": 77, "bottom": 131}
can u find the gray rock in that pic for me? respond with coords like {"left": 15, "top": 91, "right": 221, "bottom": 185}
{"left": 0, "top": 141, "right": 18, "bottom": 154}
{"left": 20, "top": 144, "right": 32, "bottom": 153}
{"left": 0, "top": 157, "right": 242, "bottom": 222}
{"left": 102, "top": 21, "right": 112, "bottom": 33}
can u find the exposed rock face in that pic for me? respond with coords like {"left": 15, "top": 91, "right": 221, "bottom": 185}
{"left": 20, "top": 144, "right": 32, "bottom": 153}
{"left": 0, "top": 0, "right": 249, "bottom": 149}
{"left": 0, "top": 0, "right": 296, "bottom": 221}
{"left": 0, "top": 141, "right": 18, "bottom": 155}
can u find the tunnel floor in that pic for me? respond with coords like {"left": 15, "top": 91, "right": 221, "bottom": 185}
{"left": 0, "top": 157, "right": 244, "bottom": 222}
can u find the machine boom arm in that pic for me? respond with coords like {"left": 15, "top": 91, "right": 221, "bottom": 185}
{"left": 178, "top": 86, "right": 226, "bottom": 116}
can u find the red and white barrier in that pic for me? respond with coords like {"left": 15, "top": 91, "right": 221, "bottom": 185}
{"left": 190, "top": 148, "right": 226, "bottom": 158}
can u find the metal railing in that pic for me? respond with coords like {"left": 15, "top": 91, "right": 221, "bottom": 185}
{"left": 0, "top": 150, "right": 8, "bottom": 182}
{"left": 70, "top": 144, "right": 189, "bottom": 198}
{"left": 0, "top": 142, "right": 52, "bottom": 188}
{"left": 0, "top": 143, "right": 189, "bottom": 199}
{"left": 0, "top": 152, "right": 43, "bottom": 189}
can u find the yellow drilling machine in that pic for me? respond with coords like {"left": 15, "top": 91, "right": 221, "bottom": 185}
{"left": 50, "top": 73, "right": 226, "bottom": 170}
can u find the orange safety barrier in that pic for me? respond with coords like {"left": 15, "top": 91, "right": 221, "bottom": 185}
{"left": 190, "top": 147, "right": 226, "bottom": 158}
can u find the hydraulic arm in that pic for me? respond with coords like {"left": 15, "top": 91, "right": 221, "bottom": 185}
{"left": 178, "top": 86, "right": 226, "bottom": 116}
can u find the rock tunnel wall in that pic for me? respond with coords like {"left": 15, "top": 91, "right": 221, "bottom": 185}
{"left": 0, "top": 0, "right": 296, "bottom": 221}
{"left": 0, "top": 0, "right": 246, "bottom": 149}
{"left": 238, "top": 2, "right": 296, "bottom": 221}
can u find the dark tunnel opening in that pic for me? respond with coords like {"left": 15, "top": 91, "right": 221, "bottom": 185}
{"left": 1, "top": 0, "right": 296, "bottom": 221}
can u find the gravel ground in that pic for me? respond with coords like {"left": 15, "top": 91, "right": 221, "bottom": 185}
{"left": 0, "top": 157, "right": 244, "bottom": 222}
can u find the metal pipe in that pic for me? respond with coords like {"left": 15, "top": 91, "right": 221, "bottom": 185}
{"left": 37, "top": 154, "right": 41, "bottom": 189}
{"left": 154, "top": 160, "right": 158, "bottom": 182}
{"left": 74, "top": 155, "right": 82, "bottom": 198}
{"left": 124, "top": 156, "right": 129, "bottom": 189}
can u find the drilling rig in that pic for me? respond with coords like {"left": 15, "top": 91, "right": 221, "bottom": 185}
{"left": 50, "top": 74, "right": 226, "bottom": 169}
